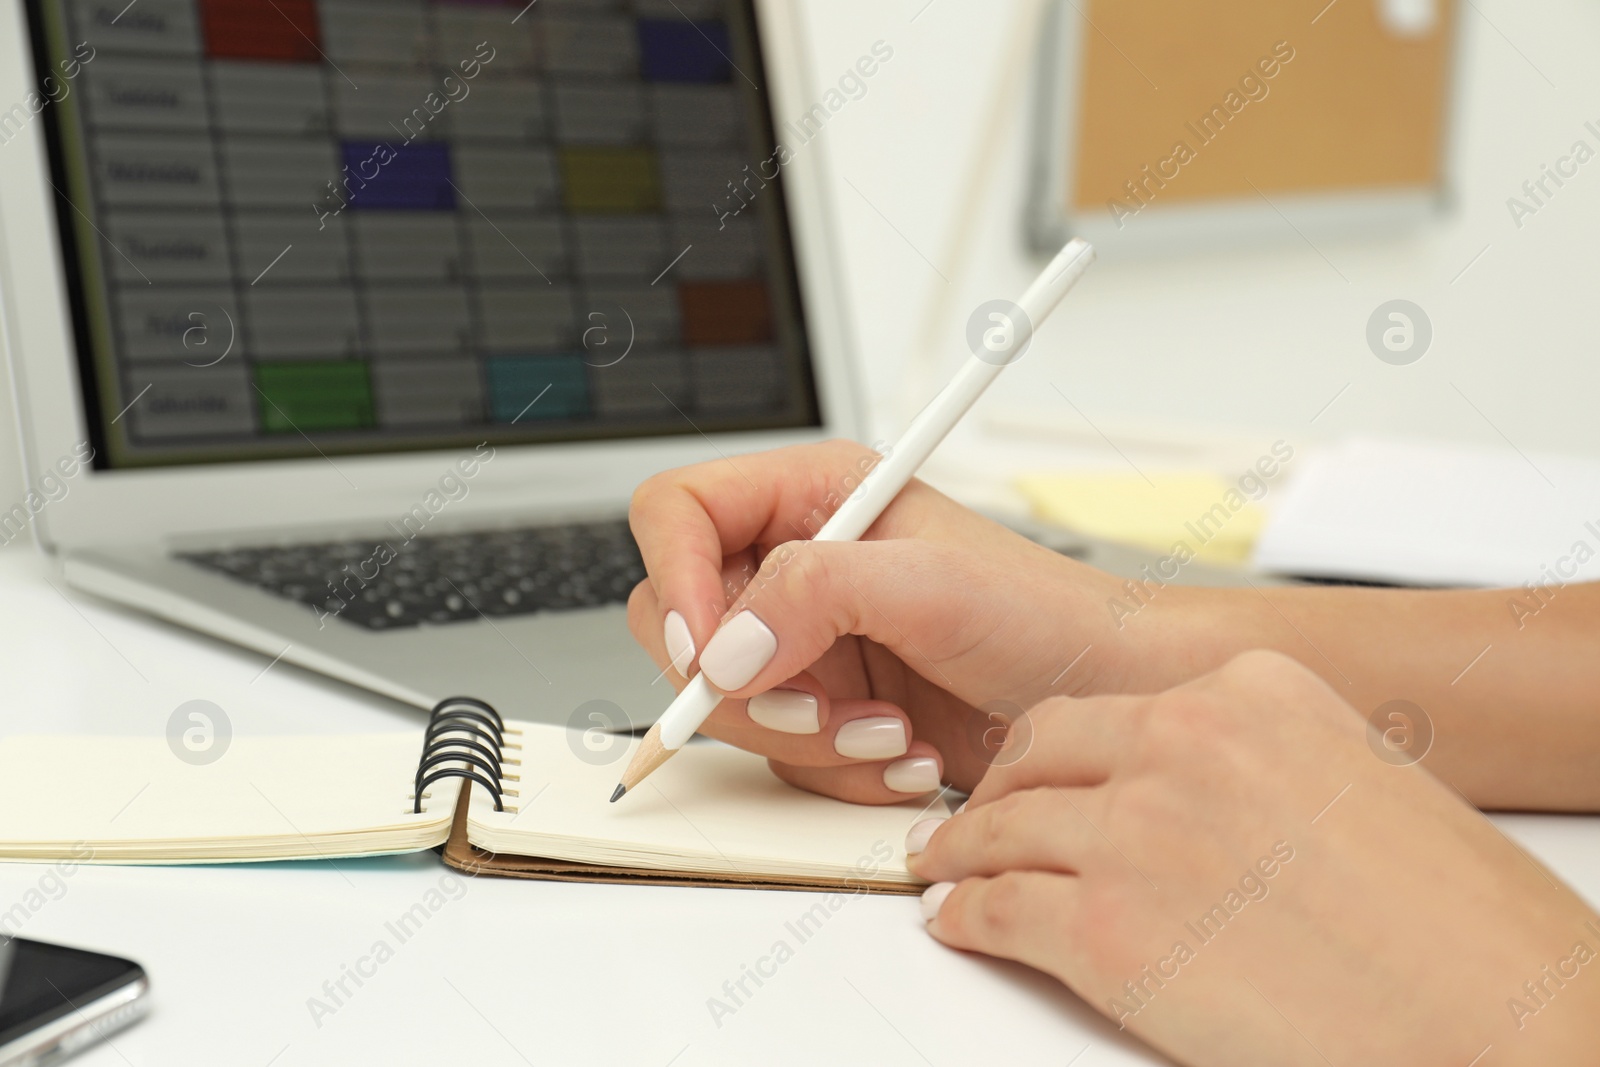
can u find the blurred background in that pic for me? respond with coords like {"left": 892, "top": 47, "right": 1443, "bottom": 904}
{"left": 793, "top": 0, "right": 1598, "bottom": 457}
{"left": 4, "top": 0, "right": 1598, "bottom": 577}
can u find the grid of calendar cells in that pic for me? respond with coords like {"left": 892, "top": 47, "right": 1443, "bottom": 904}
{"left": 65, "top": 0, "right": 795, "bottom": 450}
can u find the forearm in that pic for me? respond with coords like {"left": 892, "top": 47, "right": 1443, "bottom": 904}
{"left": 1161, "top": 581, "right": 1600, "bottom": 811}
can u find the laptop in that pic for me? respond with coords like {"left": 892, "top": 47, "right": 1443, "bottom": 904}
{"left": 0, "top": 0, "right": 866, "bottom": 727}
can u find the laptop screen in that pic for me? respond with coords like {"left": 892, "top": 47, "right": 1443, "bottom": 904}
{"left": 23, "top": 0, "right": 822, "bottom": 470}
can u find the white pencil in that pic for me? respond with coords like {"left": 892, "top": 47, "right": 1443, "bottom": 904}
{"left": 611, "top": 238, "right": 1096, "bottom": 801}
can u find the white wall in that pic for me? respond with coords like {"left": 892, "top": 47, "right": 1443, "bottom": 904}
{"left": 1, "top": 0, "right": 1594, "bottom": 530}
{"left": 796, "top": 0, "right": 1600, "bottom": 460}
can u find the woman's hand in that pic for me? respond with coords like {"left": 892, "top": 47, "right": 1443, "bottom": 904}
{"left": 909, "top": 650, "right": 1600, "bottom": 1066}
{"left": 626, "top": 440, "right": 1145, "bottom": 802}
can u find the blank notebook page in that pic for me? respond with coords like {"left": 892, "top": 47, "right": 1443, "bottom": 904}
{"left": 0, "top": 734, "right": 455, "bottom": 862}
{"left": 1252, "top": 437, "right": 1600, "bottom": 586}
{"left": 468, "top": 723, "right": 948, "bottom": 883}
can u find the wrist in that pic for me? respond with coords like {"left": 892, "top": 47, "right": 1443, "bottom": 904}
{"left": 1110, "top": 581, "right": 1278, "bottom": 691}
{"left": 1034, "top": 550, "right": 1296, "bottom": 697}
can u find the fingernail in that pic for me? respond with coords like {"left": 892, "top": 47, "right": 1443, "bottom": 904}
{"left": 699, "top": 611, "right": 778, "bottom": 691}
{"left": 904, "top": 817, "right": 946, "bottom": 854}
{"left": 884, "top": 757, "right": 940, "bottom": 794}
{"left": 747, "top": 690, "right": 820, "bottom": 734}
{"left": 663, "top": 610, "right": 695, "bottom": 674}
{"left": 954, "top": 801, "right": 967, "bottom": 815}
{"left": 921, "top": 881, "right": 956, "bottom": 922}
{"left": 834, "top": 716, "right": 907, "bottom": 760}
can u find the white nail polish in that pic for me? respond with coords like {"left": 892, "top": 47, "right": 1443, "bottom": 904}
{"left": 834, "top": 716, "right": 908, "bottom": 760}
{"left": 954, "top": 801, "right": 967, "bottom": 815}
{"left": 884, "top": 757, "right": 940, "bottom": 794}
{"left": 698, "top": 611, "right": 778, "bottom": 691}
{"left": 921, "top": 881, "right": 956, "bottom": 922}
{"left": 663, "top": 610, "right": 695, "bottom": 674}
{"left": 747, "top": 690, "right": 820, "bottom": 734}
{"left": 904, "top": 817, "right": 946, "bottom": 854}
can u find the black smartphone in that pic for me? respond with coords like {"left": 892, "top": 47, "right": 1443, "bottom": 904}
{"left": 0, "top": 937, "right": 148, "bottom": 1066}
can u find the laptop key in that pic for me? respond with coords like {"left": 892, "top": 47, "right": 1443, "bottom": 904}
{"left": 178, "top": 520, "right": 647, "bottom": 631}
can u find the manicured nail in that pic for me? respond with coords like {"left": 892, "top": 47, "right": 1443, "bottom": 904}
{"left": 884, "top": 757, "right": 940, "bottom": 795}
{"left": 921, "top": 881, "right": 956, "bottom": 922}
{"left": 834, "top": 716, "right": 907, "bottom": 760}
{"left": 954, "top": 801, "right": 967, "bottom": 815}
{"left": 663, "top": 610, "right": 695, "bottom": 674}
{"left": 699, "top": 611, "right": 778, "bottom": 690}
{"left": 747, "top": 690, "right": 820, "bottom": 734}
{"left": 904, "top": 817, "right": 946, "bottom": 854}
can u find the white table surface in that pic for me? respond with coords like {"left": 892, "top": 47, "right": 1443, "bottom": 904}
{"left": 2, "top": 547, "right": 1598, "bottom": 1067}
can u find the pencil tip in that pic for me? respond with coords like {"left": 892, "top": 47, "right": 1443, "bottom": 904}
{"left": 609, "top": 784, "right": 626, "bottom": 804}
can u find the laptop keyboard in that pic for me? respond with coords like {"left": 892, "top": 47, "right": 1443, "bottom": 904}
{"left": 178, "top": 520, "right": 645, "bottom": 631}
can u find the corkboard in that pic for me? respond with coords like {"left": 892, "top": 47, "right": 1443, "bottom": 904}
{"left": 1068, "top": 0, "right": 1456, "bottom": 213}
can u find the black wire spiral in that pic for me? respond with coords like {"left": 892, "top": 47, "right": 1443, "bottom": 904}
{"left": 413, "top": 697, "right": 508, "bottom": 813}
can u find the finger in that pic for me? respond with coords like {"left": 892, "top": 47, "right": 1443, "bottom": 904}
{"left": 703, "top": 695, "right": 926, "bottom": 770}
{"left": 922, "top": 871, "right": 1081, "bottom": 980}
{"left": 626, "top": 554, "right": 760, "bottom": 679}
{"left": 907, "top": 786, "right": 1101, "bottom": 882}
{"left": 696, "top": 671, "right": 832, "bottom": 750}
{"left": 693, "top": 537, "right": 990, "bottom": 700}
{"left": 627, "top": 577, "right": 670, "bottom": 669}
{"left": 628, "top": 440, "right": 886, "bottom": 669}
{"left": 767, "top": 739, "right": 945, "bottom": 804}
{"left": 962, "top": 694, "right": 1137, "bottom": 809}
{"left": 715, "top": 550, "right": 762, "bottom": 607}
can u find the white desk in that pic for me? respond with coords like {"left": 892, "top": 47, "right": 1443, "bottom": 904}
{"left": 2, "top": 548, "right": 1598, "bottom": 1067}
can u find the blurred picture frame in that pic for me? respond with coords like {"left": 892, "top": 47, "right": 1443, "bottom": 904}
{"left": 1027, "top": 0, "right": 1462, "bottom": 254}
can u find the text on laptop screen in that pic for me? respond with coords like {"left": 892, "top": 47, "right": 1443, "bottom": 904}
{"left": 24, "top": 0, "right": 821, "bottom": 469}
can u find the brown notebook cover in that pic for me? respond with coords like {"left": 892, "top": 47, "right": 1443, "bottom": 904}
{"left": 438, "top": 783, "right": 922, "bottom": 896}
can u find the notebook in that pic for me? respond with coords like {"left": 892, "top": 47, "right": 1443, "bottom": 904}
{"left": 1252, "top": 437, "right": 1600, "bottom": 587}
{"left": 0, "top": 699, "right": 943, "bottom": 895}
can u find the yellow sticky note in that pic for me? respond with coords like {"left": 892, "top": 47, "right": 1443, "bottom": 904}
{"left": 559, "top": 147, "right": 661, "bottom": 213}
{"left": 1014, "top": 472, "right": 1265, "bottom": 565}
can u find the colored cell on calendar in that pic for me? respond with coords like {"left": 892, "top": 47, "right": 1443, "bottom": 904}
{"left": 342, "top": 141, "right": 456, "bottom": 211}
{"left": 255, "top": 362, "right": 375, "bottom": 432}
{"left": 636, "top": 19, "right": 732, "bottom": 83}
{"left": 199, "top": 0, "right": 321, "bottom": 62}
{"left": 558, "top": 147, "right": 661, "bottom": 213}
{"left": 677, "top": 279, "right": 772, "bottom": 345}
{"left": 486, "top": 354, "right": 591, "bottom": 422}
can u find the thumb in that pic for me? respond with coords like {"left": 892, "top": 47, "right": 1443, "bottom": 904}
{"left": 693, "top": 538, "right": 978, "bottom": 699}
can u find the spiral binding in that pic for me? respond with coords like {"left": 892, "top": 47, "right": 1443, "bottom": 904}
{"left": 410, "top": 697, "right": 521, "bottom": 814}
